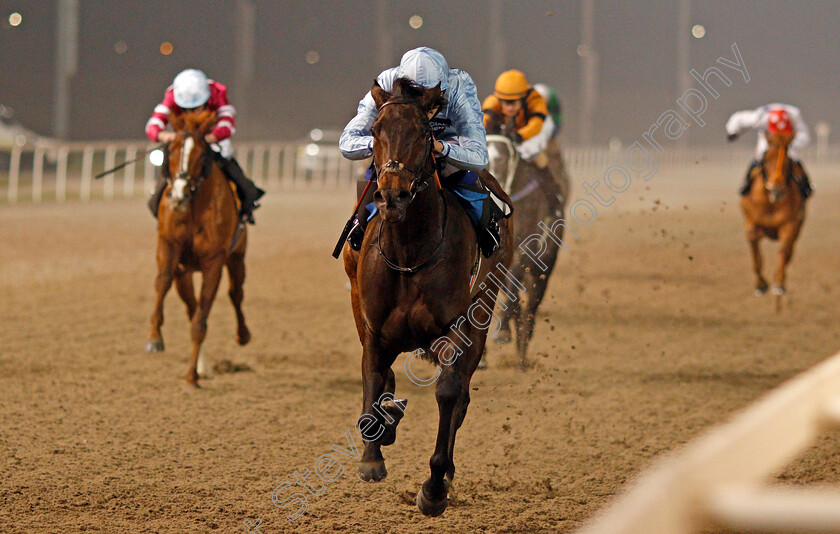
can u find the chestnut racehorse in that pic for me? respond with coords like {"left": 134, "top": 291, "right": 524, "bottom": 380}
{"left": 343, "top": 78, "right": 513, "bottom": 516}
{"left": 144, "top": 110, "right": 250, "bottom": 385}
{"left": 740, "top": 130, "right": 806, "bottom": 310}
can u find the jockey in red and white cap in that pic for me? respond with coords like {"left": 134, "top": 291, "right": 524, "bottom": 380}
{"left": 145, "top": 69, "right": 264, "bottom": 223}
{"left": 725, "top": 103, "right": 813, "bottom": 199}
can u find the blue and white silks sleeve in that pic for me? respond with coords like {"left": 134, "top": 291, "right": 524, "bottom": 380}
{"left": 339, "top": 69, "right": 400, "bottom": 160}
{"left": 441, "top": 72, "right": 489, "bottom": 171}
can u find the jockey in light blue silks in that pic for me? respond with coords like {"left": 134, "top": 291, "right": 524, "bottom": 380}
{"left": 339, "top": 47, "right": 510, "bottom": 258}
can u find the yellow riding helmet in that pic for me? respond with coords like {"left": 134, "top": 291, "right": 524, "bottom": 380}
{"left": 493, "top": 69, "right": 530, "bottom": 100}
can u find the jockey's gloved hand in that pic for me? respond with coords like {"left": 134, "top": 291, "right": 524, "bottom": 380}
{"left": 727, "top": 132, "right": 738, "bottom": 142}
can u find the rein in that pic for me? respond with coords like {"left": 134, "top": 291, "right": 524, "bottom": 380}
{"left": 376, "top": 196, "right": 448, "bottom": 274}
{"left": 373, "top": 98, "right": 447, "bottom": 274}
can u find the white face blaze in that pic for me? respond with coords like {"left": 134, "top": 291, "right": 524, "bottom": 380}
{"left": 171, "top": 136, "right": 194, "bottom": 203}
{"left": 171, "top": 177, "right": 188, "bottom": 202}
{"left": 180, "top": 136, "right": 194, "bottom": 176}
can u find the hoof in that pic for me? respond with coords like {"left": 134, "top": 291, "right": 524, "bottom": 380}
{"left": 494, "top": 330, "right": 512, "bottom": 345}
{"left": 416, "top": 487, "right": 448, "bottom": 517}
{"left": 186, "top": 370, "right": 199, "bottom": 387}
{"left": 358, "top": 460, "right": 387, "bottom": 482}
{"left": 145, "top": 339, "right": 164, "bottom": 353}
{"left": 771, "top": 285, "right": 786, "bottom": 296}
{"left": 378, "top": 399, "right": 407, "bottom": 446}
{"left": 753, "top": 286, "right": 768, "bottom": 297}
{"left": 237, "top": 327, "right": 251, "bottom": 346}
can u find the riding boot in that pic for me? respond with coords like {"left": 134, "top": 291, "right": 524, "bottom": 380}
{"left": 740, "top": 160, "right": 761, "bottom": 196}
{"left": 147, "top": 176, "right": 167, "bottom": 218}
{"left": 477, "top": 197, "right": 503, "bottom": 258}
{"left": 348, "top": 179, "right": 378, "bottom": 251}
{"left": 218, "top": 156, "right": 266, "bottom": 224}
{"left": 792, "top": 160, "right": 813, "bottom": 200}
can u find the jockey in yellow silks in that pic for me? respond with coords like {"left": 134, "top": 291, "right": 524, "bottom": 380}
{"left": 482, "top": 70, "right": 564, "bottom": 211}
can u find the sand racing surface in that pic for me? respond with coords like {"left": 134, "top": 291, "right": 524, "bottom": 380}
{"left": 2, "top": 160, "right": 840, "bottom": 533}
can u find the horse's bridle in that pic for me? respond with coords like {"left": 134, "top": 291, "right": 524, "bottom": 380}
{"left": 373, "top": 99, "right": 447, "bottom": 273}
{"left": 164, "top": 132, "right": 212, "bottom": 200}
{"left": 374, "top": 99, "right": 437, "bottom": 201}
{"left": 485, "top": 134, "right": 520, "bottom": 193}
{"left": 760, "top": 143, "right": 793, "bottom": 202}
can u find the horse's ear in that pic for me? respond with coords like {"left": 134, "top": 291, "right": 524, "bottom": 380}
{"left": 421, "top": 82, "right": 443, "bottom": 116}
{"left": 371, "top": 80, "right": 391, "bottom": 110}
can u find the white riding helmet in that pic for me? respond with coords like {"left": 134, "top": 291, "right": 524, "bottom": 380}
{"left": 173, "top": 69, "right": 211, "bottom": 109}
{"left": 397, "top": 47, "right": 449, "bottom": 91}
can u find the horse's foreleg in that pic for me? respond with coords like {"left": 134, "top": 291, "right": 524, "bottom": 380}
{"left": 226, "top": 252, "right": 250, "bottom": 345}
{"left": 174, "top": 268, "right": 197, "bottom": 320}
{"left": 358, "top": 337, "right": 395, "bottom": 482}
{"left": 746, "top": 228, "right": 768, "bottom": 295}
{"left": 146, "top": 239, "right": 181, "bottom": 353}
{"left": 773, "top": 224, "right": 800, "bottom": 298}
{"left": 186, "top": 257, "right": 225, "bottom": 386}
{"left": 417, "top": 365, "right": 464, "bottom": 517}
{"left": 495, "top": 261, "right": 525, "bottom": 346}
{"left": 517, "top": 269, "right": 551, "bottom": 370}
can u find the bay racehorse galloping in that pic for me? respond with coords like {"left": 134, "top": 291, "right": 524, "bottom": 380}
{"left": 485, "top": 113, "right": 566, "bottom": 368}
{"left": 343, "top": 78, "right": 513, "bottom": 516}
{"left": 144, "top": 110, "right": 250, "bottom": 385}
{"left": 741, "top": 130, "right": 806, "bottom": 311}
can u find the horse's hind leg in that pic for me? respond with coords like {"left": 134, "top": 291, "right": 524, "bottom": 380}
{"left": 227, "top": 252, "right": 250, "bottom": 345}
{"left": 186, "top": 258, "right": 225, "bottom": 386}
{"left": 146, "top": 239, "right": 181, "bottom": 353}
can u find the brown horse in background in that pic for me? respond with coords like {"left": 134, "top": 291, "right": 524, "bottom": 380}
{"left": 740, "top": 131, "right": 806, "bottom": 311}
{"left": 343, "top": 78, "right": 513, "bottom": 516}
{"left": 144, "top": 110, "right": 250, "bottom": 385}
{"left": 485, "top": 112, "right": 567, "bottom": 369}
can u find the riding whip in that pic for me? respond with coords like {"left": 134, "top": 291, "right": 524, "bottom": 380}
{"left": 332, "top": 179, "right": 374, "bottom": 259}
{"left": 95, "top": 143, "right": 167, "bottom": 179}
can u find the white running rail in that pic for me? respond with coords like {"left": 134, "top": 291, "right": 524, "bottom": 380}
{"left": 2, "top": 141, "right": 839, "bottom": 204}
{"left": 577, "top": 350, "right": 840, "bottom": 534}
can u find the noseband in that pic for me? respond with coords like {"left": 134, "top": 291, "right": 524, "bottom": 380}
{"left": 164, "top": 132, "right": 212, "bottom": 199}
{"left": 374, "top": 100, "right": 437, "bottom": 200}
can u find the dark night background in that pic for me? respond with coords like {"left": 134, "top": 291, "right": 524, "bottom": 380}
{"left": 1, "top": 1, "right": 838, "bottom": 145}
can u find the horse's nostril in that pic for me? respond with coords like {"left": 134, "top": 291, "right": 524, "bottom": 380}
{"left": 373, "top": 191, "right": 383, "bottom": 202}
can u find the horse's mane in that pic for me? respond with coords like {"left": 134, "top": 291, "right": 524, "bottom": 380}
{"left": 390, "top": 77, "right": 447, "bottom": 111}
{"left": 169, "top": 109, "right": 217, "bottom": 136}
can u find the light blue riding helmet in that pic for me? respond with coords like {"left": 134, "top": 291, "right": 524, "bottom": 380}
{"left": 397, "top": 47, "right": 449, "bottom": 91}
{"left": 173, "top": 69, "right": 211, "bottom": 109}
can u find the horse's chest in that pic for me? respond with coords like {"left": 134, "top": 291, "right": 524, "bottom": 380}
{"left": 363, "top": 290, "right": 448, "bottom": 347}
